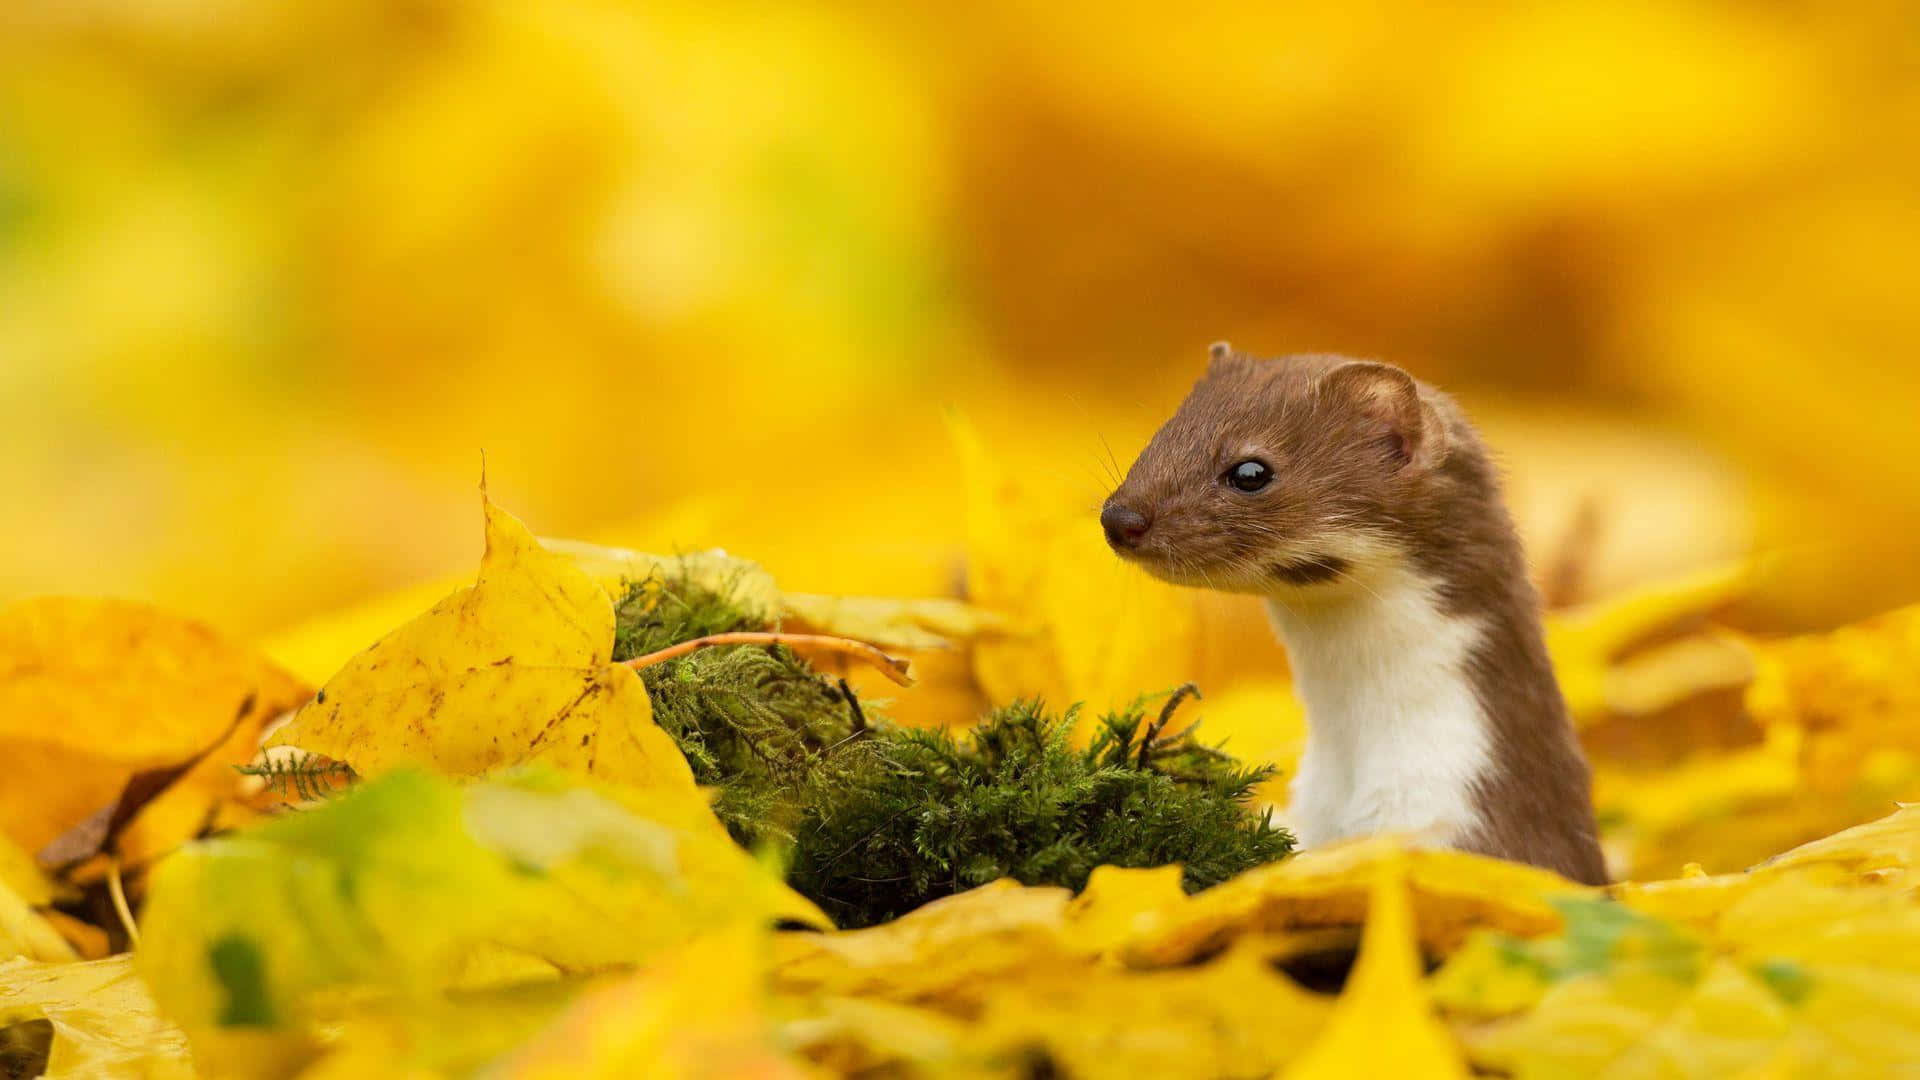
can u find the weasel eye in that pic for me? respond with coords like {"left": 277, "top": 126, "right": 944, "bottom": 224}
{"left": 1225, "top": 459, "right": 1273, "bottom": 493}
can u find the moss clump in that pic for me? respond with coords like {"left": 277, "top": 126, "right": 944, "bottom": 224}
{"left": 638, "top": 642, "right": 862, "bottom": 845}
{"left": 610, "top": 572, "right": 861, "bottom": 844}
{"left": 610, "top": 574, "right": 1293, "bottom": 928}
{"left": 789, "top": 698, "right": 1292, "bottom": 928}
{"left": 612, "top": 570, "right": 768, "bottom": 659}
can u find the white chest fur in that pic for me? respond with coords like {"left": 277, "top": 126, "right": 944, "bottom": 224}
{"left": 1264, "top": 568, "right": 1493, "bottom": 851}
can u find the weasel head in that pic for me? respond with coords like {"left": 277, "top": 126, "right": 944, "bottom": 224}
{"left": 1101, "top": 344, "right": 1456, "bottom": 598}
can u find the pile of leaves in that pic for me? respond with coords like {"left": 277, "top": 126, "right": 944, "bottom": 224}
{"left": 8, "top": 487, "right": 1920, "bottom": 1077}
{"left": 611, "top": 572, "right": 1289, "bottom": 927}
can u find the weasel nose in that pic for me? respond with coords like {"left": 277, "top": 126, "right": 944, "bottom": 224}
{"left": 1100, "top": 503, "right": 1153, "bottom": 549}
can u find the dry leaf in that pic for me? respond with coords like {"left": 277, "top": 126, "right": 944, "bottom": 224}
{"left": 977, "top": 945, "right": 1334, "bottom": 1079}
{"left": 773, "top": 879, "right": 1074, "bottom": 1010}
{"left": 138, "top": 768, "right": 816, "bottom": 1078}
{"left": 1282, "top": 852, "right": 1470, "bottom": 1078}
{"left": 0, "top": 597, "right": 308, "bottom": 862}
{"left": 268, "top": 495, "right": 693, "bottom": 792}
{"left": 0, "top": 868, "right": 73, "bottom": 965}
{"left": 1123, "top": 837, "right": 1588, "bottom": 967}
{"left": 0, "top": 955, "right": 194, "bottom": 1079}
{"left": 489, "top": 928, "right": 810, "bottom": 1080}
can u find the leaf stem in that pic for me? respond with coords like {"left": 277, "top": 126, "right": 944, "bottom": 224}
{"left": 622, "top": 632, "right": 915, "bottom": 687}
{"left": 107, "top": 858, "right": 140, "bottom": 949}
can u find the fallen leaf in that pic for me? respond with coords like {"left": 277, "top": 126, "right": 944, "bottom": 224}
{"left": 775, "top": 993, "right": 992, "bottom": 1078}
{"left": 0, "top": 835, "right": 53, "bottom": 909}
{"left": 1751, "top": 803, "right": 1920, "bottom": 885}
{"left": 0, "top": 596, "right": 308, "bottom": 862}
{"left": 0, "top": 869, "right": 73, "bottom": 964}
{"left": 1462, "top": 955, "right": 1790, "bottom": 1079}
{"left": 0, "top": 955, "right": 194, "bottom": 1079}
{"left": 773, "top": 879, "right": 1074, "bottom": 1009}
{"left": 489, "top": 927, "right": 811, "bottom": 1080}
{"left": 1122, "top": 837, "right": 1588, "bottom": 967}
{"left": 977, "top": 945, "right": 1335, "bottom": 1079}
{"left": 297, "top": 978, "right": 609, "bottom": 1079}
{"left": 268, "top": 494, "right": 695, "bottom": 793}
{"left": 780, "top": 593, "right": 1010, "bottom": 651}
{"left": 138, "top": 768, "right": 813, "bottom": 1078}
{"left": 540, "top": 538, "right": 784, "bottom": 623}
{"left": 1061, "top": 864, "right": 1188, "bottom": 956}
{"left": 1547, "top": 561, "right": 1752, "bottom": 725}
{"left": 39, "top": 703, "right": 246, "bottom": 870}
{"left": 1282, "top": 851, "right": 1470, "bottom": 1078}
{"left": 1441, "top": 879, "right": 1920, "bottom": 1077}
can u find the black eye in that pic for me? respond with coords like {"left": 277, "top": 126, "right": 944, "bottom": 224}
{"left": 1225, "top": 459, "right": 1273, "bottom": 492}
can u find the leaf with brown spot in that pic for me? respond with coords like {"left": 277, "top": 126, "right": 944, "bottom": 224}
{"left": 267, "top": 493, "right": 696, "bottom": 794}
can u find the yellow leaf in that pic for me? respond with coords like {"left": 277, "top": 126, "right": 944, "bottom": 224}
{"left": 952, "top": 414, "right": 1200, "bottom": 725}
{"left": 138, "top": 768, "right": 814, "bottom": 1078}
{"left": 1714, "top": 873, "right": 1920, "bottom": 976}
{"left": 268, "top": 494, "right": 694, "bottom": 794}
{"left": 1465, "top": 958, "right": 1786, "bottom": 1080}
{"left": 1446, "top": 874, "right": 1920, "bottom": 1076}
{"left": 1426, "top": 930, "right": 1552, "bottom": 1018}
{"left": 1752, "top": 803, "right": 1920, "bottom": 885}
{"left": 0, "top": 596, "right": 309, "bottom": 857}
{"left": 489, "top": 928, "right": 811, "bottom": 1080}
{"left": 0, "top": 834, "right": 53, "bottom": 908}
{"left": 1, "top": 885, "right": 73, "bottom": 966}
{"left": 1123, "top": 837, "right": 1588, "bottom": 967}
{"left": 1283, "top": 851, "right": 1469, "bottom": 1079}
{"left": 1062, "top": 864, "right": 1188, "bottom": 957}
{"left": 1546, "top": 561, "right": 1751, "bottom": 724}
{"left": 538, "top": 538, "right": 784, "bottom": 622}
{"left": 0, "top": 955, "right": 194, "bottom": 1079}
{"left": 298, "top": 978, "right": 612, "bottom": 1079}
{"left": 780, "top": 593, "right": 1009, "bottom": 652}
{"left": 1748, "top": 604, "right": 1920, "bottom": 747}
{"left": 774, "top": 994, "right": 986, "bottom": 1078}
{"left": 773, "top": 879, "right": 1074, "bottom": 1009}
{"left": 1591, "top": 602, "right": 1920, "bottom": 877}
{"left": 0, "top": 834, "right": 71, "bottom": 963}
{"left": 1611, "top": 871, "right": 1761, "bottom": 937}
{"left": 976, "top": 945, "right": 1335, "bottom": 1079}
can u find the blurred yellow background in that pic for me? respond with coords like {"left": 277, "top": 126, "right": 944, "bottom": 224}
{"left": 2, "top": 0, "right": 1917, "bottom": 642}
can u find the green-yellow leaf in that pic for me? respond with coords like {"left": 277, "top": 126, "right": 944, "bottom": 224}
{"left": 138, "top": 769, "right": 816, "bottom": 1078}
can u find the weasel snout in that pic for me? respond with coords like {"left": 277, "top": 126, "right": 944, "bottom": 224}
{"left": 1100, "top": 501, "right": 1153, "bottom": 550}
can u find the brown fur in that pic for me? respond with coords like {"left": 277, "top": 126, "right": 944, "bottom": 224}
{"left": 1105, "top": 347, "right": 1607, "bottom": 885}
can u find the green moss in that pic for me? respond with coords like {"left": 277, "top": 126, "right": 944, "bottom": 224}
{"left": 788, "top": 697, "right": 1292, "bottom": 928}
{"left": 611, "top": 570, "right": 769, "bottom": 659}
{"left": 610, "top": 574, "right": 1293, "bottom": 928}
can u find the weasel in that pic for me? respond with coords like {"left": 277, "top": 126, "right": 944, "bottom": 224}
{"left": 1101, "top": 344, "right": 1606, "bottom": 885}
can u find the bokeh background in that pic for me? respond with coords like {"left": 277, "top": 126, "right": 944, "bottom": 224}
{"left": 3, "top": 0, "right": 1917, "bottom": 642}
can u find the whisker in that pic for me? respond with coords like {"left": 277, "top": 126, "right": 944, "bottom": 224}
{"left": 1095, "top": 430, "right": 1125, "bottom": 487}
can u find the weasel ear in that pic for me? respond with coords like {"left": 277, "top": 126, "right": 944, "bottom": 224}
{"left": 1206, "top": 340, "right": 1237, "bottom": 371}
{"left": 1320, "top": 360, "right": 1449, "bottom": 469}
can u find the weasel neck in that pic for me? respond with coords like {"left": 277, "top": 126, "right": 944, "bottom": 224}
{"left": 1264, "top": 564, "right": 1494, "bottom": 851}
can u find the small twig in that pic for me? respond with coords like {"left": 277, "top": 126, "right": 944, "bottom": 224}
{"left": 818, "top": 807, "right": 913, "bottom": 875}
{"left": 107, "top": 858, "right": 140, "bottom": 949}
{"left": 623, "top": 632, "right": 915, "bottom": 687}
{"left": 1139, "top": 683, "right": 1202, "bottom": 768}
{"left": 839, "top": 678, "right": 868, "bottom": 734}
{"left": 816, "top": 679, "right": 874, "bottom": 758}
